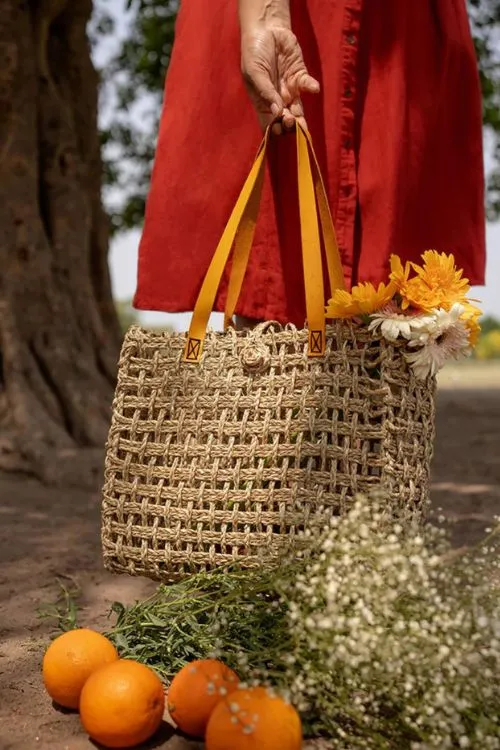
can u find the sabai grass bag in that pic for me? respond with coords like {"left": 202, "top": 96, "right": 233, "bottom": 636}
{"left": 102, "top": 124, "right": 478, "bottom": 581}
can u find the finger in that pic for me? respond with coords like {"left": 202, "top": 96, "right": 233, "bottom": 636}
{"left": 282, "top": 108, "right": 296, "bottom": 131}
{"left": 257, "top": 103, "right": 287, "bottom": 132}
{"left": 280, "top": 81, "right": 293, "bottom": 107}
{"left": 257, "top": 110, "right": 277, "bottom": 131}
{"left": 244, "top": 68, "right": 285, "bottom": 118}
{"left": 290, "top": 100, "right": 304, "bottom": 119}
{"left": 289, "top": 100, "right": 309, "bottom": 130}
{"left": 297, "top": 71, "right": 320, "bottom": 95}
{"left": 273, "top": 114, "right": 309, "bottom": 134}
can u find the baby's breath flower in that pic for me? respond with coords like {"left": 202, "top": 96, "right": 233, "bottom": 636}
{"left": 275, "top": 494, "right": 500, "bottom": 748}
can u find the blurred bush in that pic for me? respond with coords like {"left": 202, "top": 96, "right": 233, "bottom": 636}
{"left": 476, "top": 327, "right": 500, "bottom": 359}
{"left": 479, "top": 314, "right": 500, "bottom": 336}
{"left": 474, "top": 315, "right": 500, "bottom": 359}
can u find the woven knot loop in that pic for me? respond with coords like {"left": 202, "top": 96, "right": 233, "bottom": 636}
{"left": 240, "top": 341, "right": 271, "bottom": 374}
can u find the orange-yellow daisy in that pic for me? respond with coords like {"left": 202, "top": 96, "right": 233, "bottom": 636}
{"left": 391, "top": 251, "right": 470, "bottom": 312}
{"left": 460, "top": 301, "right": 482, "bottom": 346}
{"left": 327, "top": 281, "right": 397, "bottom": 319}
{"left": 389, "top": 255, "right": 411, "bottom": 292}
{"left": 326, "top": 289, "right": 361, "bottom": 318}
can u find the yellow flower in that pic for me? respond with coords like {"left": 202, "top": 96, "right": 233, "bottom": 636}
{"left": 352, "top": 281, "right": 397, "bottom": 314}
{"left": 460, "top": 301, "right": 482, "bottom": 346}
{"left": 327, "top": 281, "right": 397, "bottom": 319}
{"left": 326, "top": 290, "right": 361, "bottom": 318}
{"left": 395, "top": 251, "right": 470, "bottom": 312}
{"left": 413, "top": 250, "right": 470, "bottom": 294}
{"left": 389, "top": 255, "right": 411, "bottom": 292}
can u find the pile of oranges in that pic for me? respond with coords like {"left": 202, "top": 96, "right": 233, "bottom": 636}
{"left": 168, "top": 660, "right": 302, "bottom": 749}
{"left": 42, "top": 628, "right": 165, "bottom": 748}
{"left": 42, "top": 628, "right": 302, "bottom": 749}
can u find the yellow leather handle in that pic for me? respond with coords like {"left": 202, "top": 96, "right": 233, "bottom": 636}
{"left": 296, "top": 123, "right": 327, "bottom": 356}
{"left": 302, "top": 127, "right": 346, "bottom": 299}
{"left": 182, "top": 133, "right": 268, "bottom": 362}
{"left": 224, "top": 126, "right": 345, "bottom": 328}
{"left": 183, "top": 124, "right": 345, "bottom": 363}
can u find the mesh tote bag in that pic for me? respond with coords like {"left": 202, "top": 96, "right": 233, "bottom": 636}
{"left": 101, "top": 125, "right": 435, "bottom": 582}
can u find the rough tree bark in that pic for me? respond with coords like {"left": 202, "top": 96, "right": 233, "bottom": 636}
{"left": 0, "top": 0, "right": 121, "bottom": 481}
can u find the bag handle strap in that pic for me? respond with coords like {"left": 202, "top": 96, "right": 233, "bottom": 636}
{"left": 183, "top": 124, "right": 345, "bottom": 363}
{"left": 296, "top": 122, "right": 327, "bottom": 355}
{"left": 303, "top": 126, "right": 345, "bottom": 301}
{"left": 182, "top": 132, "right": 268, "bottom": 363}
{"left": 223, "top": 126, "right": 345, "bottom": 332}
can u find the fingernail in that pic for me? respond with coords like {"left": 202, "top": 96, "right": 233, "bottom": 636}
{"left": 271, "top": 103, "right": 281, "bottom": 116}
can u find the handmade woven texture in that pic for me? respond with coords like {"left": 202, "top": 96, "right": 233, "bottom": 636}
{"left": 102, "top": 323, "right": 435, "bottom": 582}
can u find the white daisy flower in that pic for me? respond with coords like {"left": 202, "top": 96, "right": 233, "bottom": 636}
{"left": 405, "top": 303, "right": 466, "bottom": 347}
{"left": 370, "top": 302, "right": 471, "bottom": 378}
{"left": 368, "top": 305, "right": 436, "bottom": 343}
{"left": 404, "top": 317, "right": 471, "bottom": 380}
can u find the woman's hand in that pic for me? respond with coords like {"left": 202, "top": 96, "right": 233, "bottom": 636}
{"left": 241, "top": 25, "right": 320, "bottom": 134}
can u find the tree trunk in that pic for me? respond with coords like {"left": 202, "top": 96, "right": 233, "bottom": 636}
{"left": 0, "top": 0, "right": 121, "bottom": 482}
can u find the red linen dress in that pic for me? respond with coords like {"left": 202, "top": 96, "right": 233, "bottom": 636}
{"left": 134, "top": 0, "right": 486, "bottom": 326}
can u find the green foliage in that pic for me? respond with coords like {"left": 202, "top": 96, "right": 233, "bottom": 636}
{"left": 37, "top": 579, "right": 81, "bottom": 635}
{"left": 469, "top": 0, "right": 500, "bottom": 217}
{"left": 96, "top": 0, "right": 178, "bottom": 233}
{"left": 105, "top": 568, "right": 290, "bottom": 684}
{"left": 98, "top": 1, "right": 500, "bottom": 229}
{"left": 476, "top": 327, "right": 500, "bottom": 357}
{"left": 472, "top": 316, "right": 500, "bottom": 358}
{"left": 479, "top": 314, "right": 500, "bottom": 334}
{"left": 117, "top": 0, "right": 177, "bottom": 96}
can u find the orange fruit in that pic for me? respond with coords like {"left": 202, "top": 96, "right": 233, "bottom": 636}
{"left": 205, "top": 686, "right": 302, "bottom": 750}
{"left": 79, "top": 659, "right": 165, "bottom": 748}
{"left": 167, "top": 659, "right": 239, "bottom": 738}
{"left": 42, "top": 628, "right": 118, "bottom": 709}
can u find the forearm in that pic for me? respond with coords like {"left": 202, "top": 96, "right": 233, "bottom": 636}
{"left": 238, "top": 0, "right": 291, "bottom": 31}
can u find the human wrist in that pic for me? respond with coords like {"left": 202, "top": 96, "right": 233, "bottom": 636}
{"left": 238, "top": 0, "right": 291, "bottom": 34}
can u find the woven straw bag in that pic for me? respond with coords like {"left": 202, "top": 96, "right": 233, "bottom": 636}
{"left": 102, "top": 125, "right": 435, "bottom": 582}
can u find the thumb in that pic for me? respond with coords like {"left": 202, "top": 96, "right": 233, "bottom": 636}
{"left": 296, "top": 71, "right": 320, "bottom": 95}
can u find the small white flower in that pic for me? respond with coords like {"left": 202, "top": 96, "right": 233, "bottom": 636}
{"left": 391, "top": 303, "right": 472, "bottom": 379}
{"left": 368, "top": 305, "right": 436, "bottom": 342}
{"left": 404, "top": 317, "right": 470, "bottom": 379}
{"left": 406, "top": 302, "right": 466, "bottom": 346}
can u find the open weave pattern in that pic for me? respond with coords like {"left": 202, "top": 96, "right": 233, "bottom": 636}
{"left": 102, "top": 323, "right": 435, "bottom": 582}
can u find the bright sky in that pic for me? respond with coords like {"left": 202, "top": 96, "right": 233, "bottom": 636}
{"left": 103, "top": 0, "right": 500, "bottom": 332}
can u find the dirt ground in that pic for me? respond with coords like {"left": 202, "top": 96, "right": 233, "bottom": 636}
{"left": 1, "top": 382, "right": 499, "bottom": 750}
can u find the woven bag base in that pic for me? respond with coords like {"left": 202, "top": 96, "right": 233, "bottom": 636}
{"left": 102, "top": 323, "right": 435, "bottom": 582}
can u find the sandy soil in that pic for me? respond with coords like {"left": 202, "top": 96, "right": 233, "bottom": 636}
{"left": 0, "top": 386, "right": 499, "bottom": 750}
